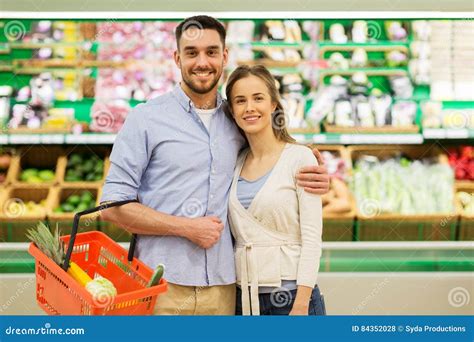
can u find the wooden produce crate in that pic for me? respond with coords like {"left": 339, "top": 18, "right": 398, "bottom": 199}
{"left": 58, "top": 146, "right": 111, "bottom": 186}
{"left": 322, "top": 195, "right": 356, "bottom": 241}
{"left": 48, "top": 185, "right": 102, "bottom": 235}
{"left": 349, "top": 145, "right": 457, "bottom": 241}
{"left": 0, "top": 185, "right": 52, "bottom": 242}
{"left": 0, "top": 150, "right": 18, "bottom": 186}
{"left": 12, "top": 147, "right": 63, "bottom": 186}
{"left": 455, "top": 182, "right": 474, "bottom": 241}
{"left": 99, "top": 221, "right": 132, "bottom": 243}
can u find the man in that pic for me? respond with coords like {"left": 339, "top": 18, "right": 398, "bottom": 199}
{"left": 100, "top": 15, "right": 329, "bottom": 315}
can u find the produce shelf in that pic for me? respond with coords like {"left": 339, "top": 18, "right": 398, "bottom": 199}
{"left": 2, "top": 241, "right": 472, "bottom": 274}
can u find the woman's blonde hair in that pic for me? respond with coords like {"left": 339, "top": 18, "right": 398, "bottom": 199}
{"left": 225, "top": 65, "right": 296, "bottom": 144}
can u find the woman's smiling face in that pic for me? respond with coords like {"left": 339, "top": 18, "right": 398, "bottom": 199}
{"left": 230, "top": 75, "right": 277, "bottom": 135}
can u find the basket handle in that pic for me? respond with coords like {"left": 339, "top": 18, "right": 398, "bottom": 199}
{"left": 62, "top": 199, "right": 139, "bottom": 271}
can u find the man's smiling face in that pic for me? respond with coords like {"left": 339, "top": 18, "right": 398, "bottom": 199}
{"left": 174, "top": 28, "right": 228, "bottom": 95}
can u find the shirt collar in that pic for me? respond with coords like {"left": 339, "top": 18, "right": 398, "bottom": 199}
{"left": 172, "top": 83, "right": 223, "bottom": 113}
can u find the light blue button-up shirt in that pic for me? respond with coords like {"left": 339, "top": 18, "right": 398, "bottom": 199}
{"left": 101, "top": 85, "right": 245, "bottom": 286}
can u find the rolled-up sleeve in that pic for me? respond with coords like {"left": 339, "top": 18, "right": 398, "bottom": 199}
{"left": 295, "top": 148, "right": 323, "bottom": 288}
{"left": 101, "top": 105, "right": 150, "bottom": 203}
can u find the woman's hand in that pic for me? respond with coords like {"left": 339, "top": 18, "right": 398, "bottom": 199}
{"left": 289, "top": 302, "right": 309, "bottom": 315}
{"left": 290, "top": 285, "right": 313, "bottom": 315}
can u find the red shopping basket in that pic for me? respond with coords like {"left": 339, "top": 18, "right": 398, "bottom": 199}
{"left": 28, "top": 200, "right": 167, "bottom": 315}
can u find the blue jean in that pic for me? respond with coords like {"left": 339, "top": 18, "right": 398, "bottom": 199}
{"left": 235, "top": 286, "right": 327, "bottom": 315}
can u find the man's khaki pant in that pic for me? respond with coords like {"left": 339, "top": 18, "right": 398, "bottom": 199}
{"left": 154, "top": 283, "right": 236, "bottom": 315}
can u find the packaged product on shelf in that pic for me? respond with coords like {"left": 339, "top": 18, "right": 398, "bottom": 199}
{"left": 226, "top": 21, "right": 255, "bottom": 44}
{"left": 442, "top": 109, "right": 474, "bottom": 130}
{"left": 421, "top": 101, "right": 443, "bottom": 128}
{"left": 348, "top": 72, "right": 370, "bottom": 96}
{"left": 369, "top": 90, "right": 392, "bottom": 127}
{"left": 302, "top": 21, "right": 323, "bottom": 42}
{"left": 448, "top": 146, "right": 474, "bottom": 181}
{"left": 351, "top": 21, "right": 368, "bottom": 43}
{"left": 259, "top": 20, "right": 302, "bottom": 42}
{"left": 412, "top": 20, "right": 431, "bottom": 41}
{"left": 350, "top": 48, "right": 368, "bottom": 68}
{"left": 281, "top": 93, "right": 305, "bottom": 129}
{"left": 0, "top": 86, "right": 13, "bottom": 126}
{"left": 391, "top": 101, "right": 417, "bottom": 127}
{"left": 8, "top": 104, "right": 75, "bottom": 132}
{"left": 9, "top": 104, "right": 47, "bottom": 130}
{"left": 422, "top": 102, "right": 474, "bottom": 130}
{"left": 389, "top": 75, "right": 413, "bottom": 99}
{"left": 385, "top": 21, "right": 408, "bottom": 41}
{"left": 386, "top": 50, "right": 408, "bottom": 68}
{"left": 328, "top": 52, "right": 349, "bottom": 70}
{"left": 329, "top": 23, "right": 348, "bottom": 43}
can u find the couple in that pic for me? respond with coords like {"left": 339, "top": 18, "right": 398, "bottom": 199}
{"left": 101, "top": 15, "right": 328, "bottom": 316}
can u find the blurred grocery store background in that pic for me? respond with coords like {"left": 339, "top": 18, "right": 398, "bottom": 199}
{"left": 0, "top": 1, "right": 473, "bottom": 315}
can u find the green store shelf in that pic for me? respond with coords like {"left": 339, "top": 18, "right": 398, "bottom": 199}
{"left": 2, "top": 241, "right": 472, "bottom": 274}
{"left": 231, "top": 41, "right": 310, "bottom": 49}
{"left": 318, "top": 41, "right": 409, "bottom": 48}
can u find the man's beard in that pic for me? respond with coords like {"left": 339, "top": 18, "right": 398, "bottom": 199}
{"left": 182, "top": 68, "right": 221, "bottom": 95}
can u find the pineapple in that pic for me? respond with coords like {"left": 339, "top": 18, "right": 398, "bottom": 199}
{"left": 27, "top": 222, "right": 117, "bottom": 300}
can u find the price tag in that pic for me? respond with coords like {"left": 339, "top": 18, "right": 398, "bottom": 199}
{"left": 423, "top": 129, "right": 446, "bottom": 139}
{"left": 312, "top": 135, "right": 327, "bottom": 143}
{"left": 65, "top": 134, "right": 87, "bottom": 144}
{"left": 9, "top": 134, "right": 41, "bottom": 144}
{"left": 446, "top": 129, "right": 469, "bottom": 139}
{"left": 40, "top": 134, "right": 64, "bottom": 144}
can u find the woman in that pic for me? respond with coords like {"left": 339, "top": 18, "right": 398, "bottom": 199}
{"left": 225, "top": 65, "right": 325, "bottom": 316}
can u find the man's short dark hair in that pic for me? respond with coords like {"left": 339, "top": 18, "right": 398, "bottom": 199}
{"left": 175, "top": 15, "right": 226, "bottom": 49}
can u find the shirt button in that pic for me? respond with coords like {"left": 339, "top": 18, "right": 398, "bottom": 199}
{"left": 210, "top": 194, "right": 214, "bottom": 199}
{"left": 211, "top": 168, "right": 216, "bottom": 174}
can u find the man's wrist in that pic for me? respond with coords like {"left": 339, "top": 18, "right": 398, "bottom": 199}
{"left": 176, "top": 217, "right": 193, "bottom": 239}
